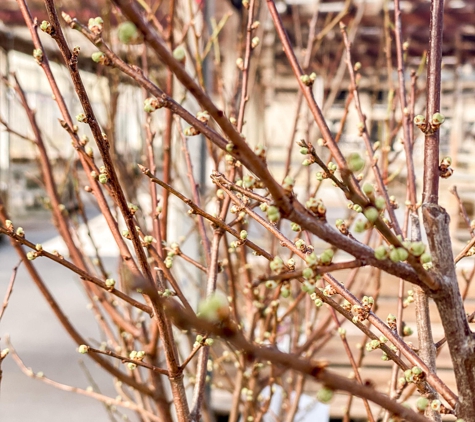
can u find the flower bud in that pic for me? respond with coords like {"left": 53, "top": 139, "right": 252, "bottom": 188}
{"left": 105, "top": 278, "right": 115, "bottom": 288}
{"left": 78, "top": 345, "right": 89, "bottom": 354}
{"left": 431, "top": 113, "right": 445, "bottom": 126}
{"left": 347, "top": 152, "right": 364, "bottom": 172}
{"left": 173, "top": 46, "right": 186, "bottom": 63}
{"left": 416, "top": 397, "right": 429, "bottom": 411}
{"left": 364, "top": 207, "right": 379, "bottom": 222}
{"left": 99, "top": 174, "right": 108, "bottom": 184}
{"left": 251, "top": 37, "right": 260, "bottom": 49}
{"left": 316, "top": 387, "right": 333, "bottom": 403}
{"left": 414, "top": 115, "right": 426, "bottom": 126}
{"left": 118, "top": 21, "right": 139, "bottom": 44}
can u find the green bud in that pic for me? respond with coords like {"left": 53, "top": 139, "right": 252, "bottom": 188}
{"left": 403, "top": 326, "right": 413, "bottom": 336}
{"left": 420, "top": 252, "right": 432, "bottom": 264}
{"left": 99, "top": 174, "right": 108, "bottom": 184}
{"left": 76, "top": 113, "right": 87, "bottom": 123}
{"left": 280, "top": 288, "right": 290, "bottom": 298}
{"left": 173, "top": 46, "right": 186, "bottom": 63}
{"left": 352, "top": 204, "right": 363, "bottom": 213}
{"left": 290, "top": 222, "right": 301, "bottom": 232}
{"left": 416, "top": 397, "right": 429, "bottom": 411}
{"left": 414, "top": 115, "right": 426, "bottom": 126}
{"left": 375, "top": 197, "right": 386, "bottom": 210}
{"left": 127, "top": 362, "right": 137, "bottom": 370}
{"left": 302, "top": 267, "right": 314, "bottom": 280}
{"left": 299, "top": 147, "right": 308, "bottom": 155}
{"left": 364, "top": 207, "right": 379, "bottom": 222}
{"left": 314, "top": 298, "right": 323, "bottom": 307}
{"left": 430, "top": 400, "right": 441, "bottom": 411}
{"left": 105, "top": 278, "right": 115, "bottom": 288}
{"left": 362, "top": 183, "right": 374, "bottom": 195}
{"left": 265, "top": 280, "right": 277, "bottom": 289}
{"left": 266, "top": 206, "right": 280, "bottom": 223}
{"left": 316, "top": 387, "right": 333, "bottom": 403}
{"left": 91, "top": 51, "right": 106, "bottom": 63}
{"left": 431, "top": 112, "right": 445, "bottom": 126}
{"left": 410, "top": 241, "right": 426, "bottom": 257}
{"left": 78, "top": 345, "right": 89, "bottom": 354}
{"left": 118, "top": 21, "right": 139, "bottom": 44}
{"left": 347, "top": 152, "right": 364, "bottom": 172}
{"left": 374, "top": 245, "right": 388, "bottom": 260}
{"left": 198, "top": 293, "right": 228, "bottom": 322}
{"left": 320, "top": 249, "right": 334, "bottom": 265}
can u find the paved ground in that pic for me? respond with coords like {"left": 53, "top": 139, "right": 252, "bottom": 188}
{"left": 0, "top": 211, "right": 132, "bottom": 422}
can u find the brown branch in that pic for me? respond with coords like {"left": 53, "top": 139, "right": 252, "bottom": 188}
{"left": 0, "top": 260, "right": 21, "bottom": 323}
{"left": 155, "top": 295, "right": 432, "bottom": 422}
{"left": 423, "top": 0, "right": 444, "bottom": 205}
{"left": 84, "top": 346, "right": 169, "bottom": 376}
{"left": 8, "top": 341, "right": 161, "bottom": 422}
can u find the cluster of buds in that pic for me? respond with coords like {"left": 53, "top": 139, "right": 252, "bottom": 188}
{"left": 404, "top": 366, "right": 424, "bottom": 384}
{"left": 305, "top": 197, "right": 326, "bottom": 218}
{"left": 33, "top": 48, "right": 43, "bottom": 64}
{"left": 193, "top": 335, "right": 214, "bottom": 348}
{"left": 300, "top": 72, "right": 317, "bottom": 87}
{"left": 127, "top": 202, "right": 139, "bottom": 216}
{"left": 254, "top": 144, "right": 267, "bottom": 160}
{"left": 40, "top": 20, "right": 54, "bottom": 35}
{"left": 270, "top": 256, "right": 284, "bottom": 274}
{"left": 403, "top": 289, "right": 415, "bottom": 308}
{"left": 165, "top": 254, "right": 174, "bottom": 269}
{"left": 439, "top": 156, "right": 453, "bottom": 179}
{"left": 184, "top": 126, "right": 200, "bottom": 136}
{"left": 105, "top": 278, "right": 115, "bottom": 290}
{"left": 365, "top": 339, "right": 381, "bottom": 352}
{"left": 351, "top": 304, "right": 370, "bottom": 323}
{"left": 387, "top": 313, "right": 397, "bottom": 330}
{"left": 91, "top": 51, "right": 110, "bottom": 65}
{"left": 158, "top": 288, "right": 176, "bottom": 298}
{"left": 295, "top": 239, "right": 313, "bottom": 254}
{"left": 27, "top": 245, "right": 43, "bottom": 261}
{"left": 127, "top": 350, "right": 145, "bottom": 370}
{"left": 76, "top": 113, "right": 88, "bottom": 124}
{"left": 323, "top": 284, "right": 337, "bottom": 297}
{"left": 335, "top": 219, "right": 349, "bottom": 235}
{"left": 266, "top": 205, "right": 281, "bottom": 223}
{"left": 242, "top": 174, "right": 255, "bottom": 189}
{"left": 282, "top": 176, "right": 295, "bottom": 193}
{"left": 389, "top": 246, "right": 409, "bottom": 263}
{"left": 88, "top": 17, "right": 104, "bottom": 34}
{"left": 301, "top": 280, "right": 316, "bottom": 294}
{"left": 98, "top": 166, "right": 109, "bottom": 184}
{"left": 414, "top": 112, "right": 445, "bottom": 133}
{"left": 4, "top": 220, "right": 14, "bottom": 233}
{"left": 143, "top": 97, "right": 163, "bottom": 113}
{"left": 310, "top": 292, "right": 323, "bottom": 308}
